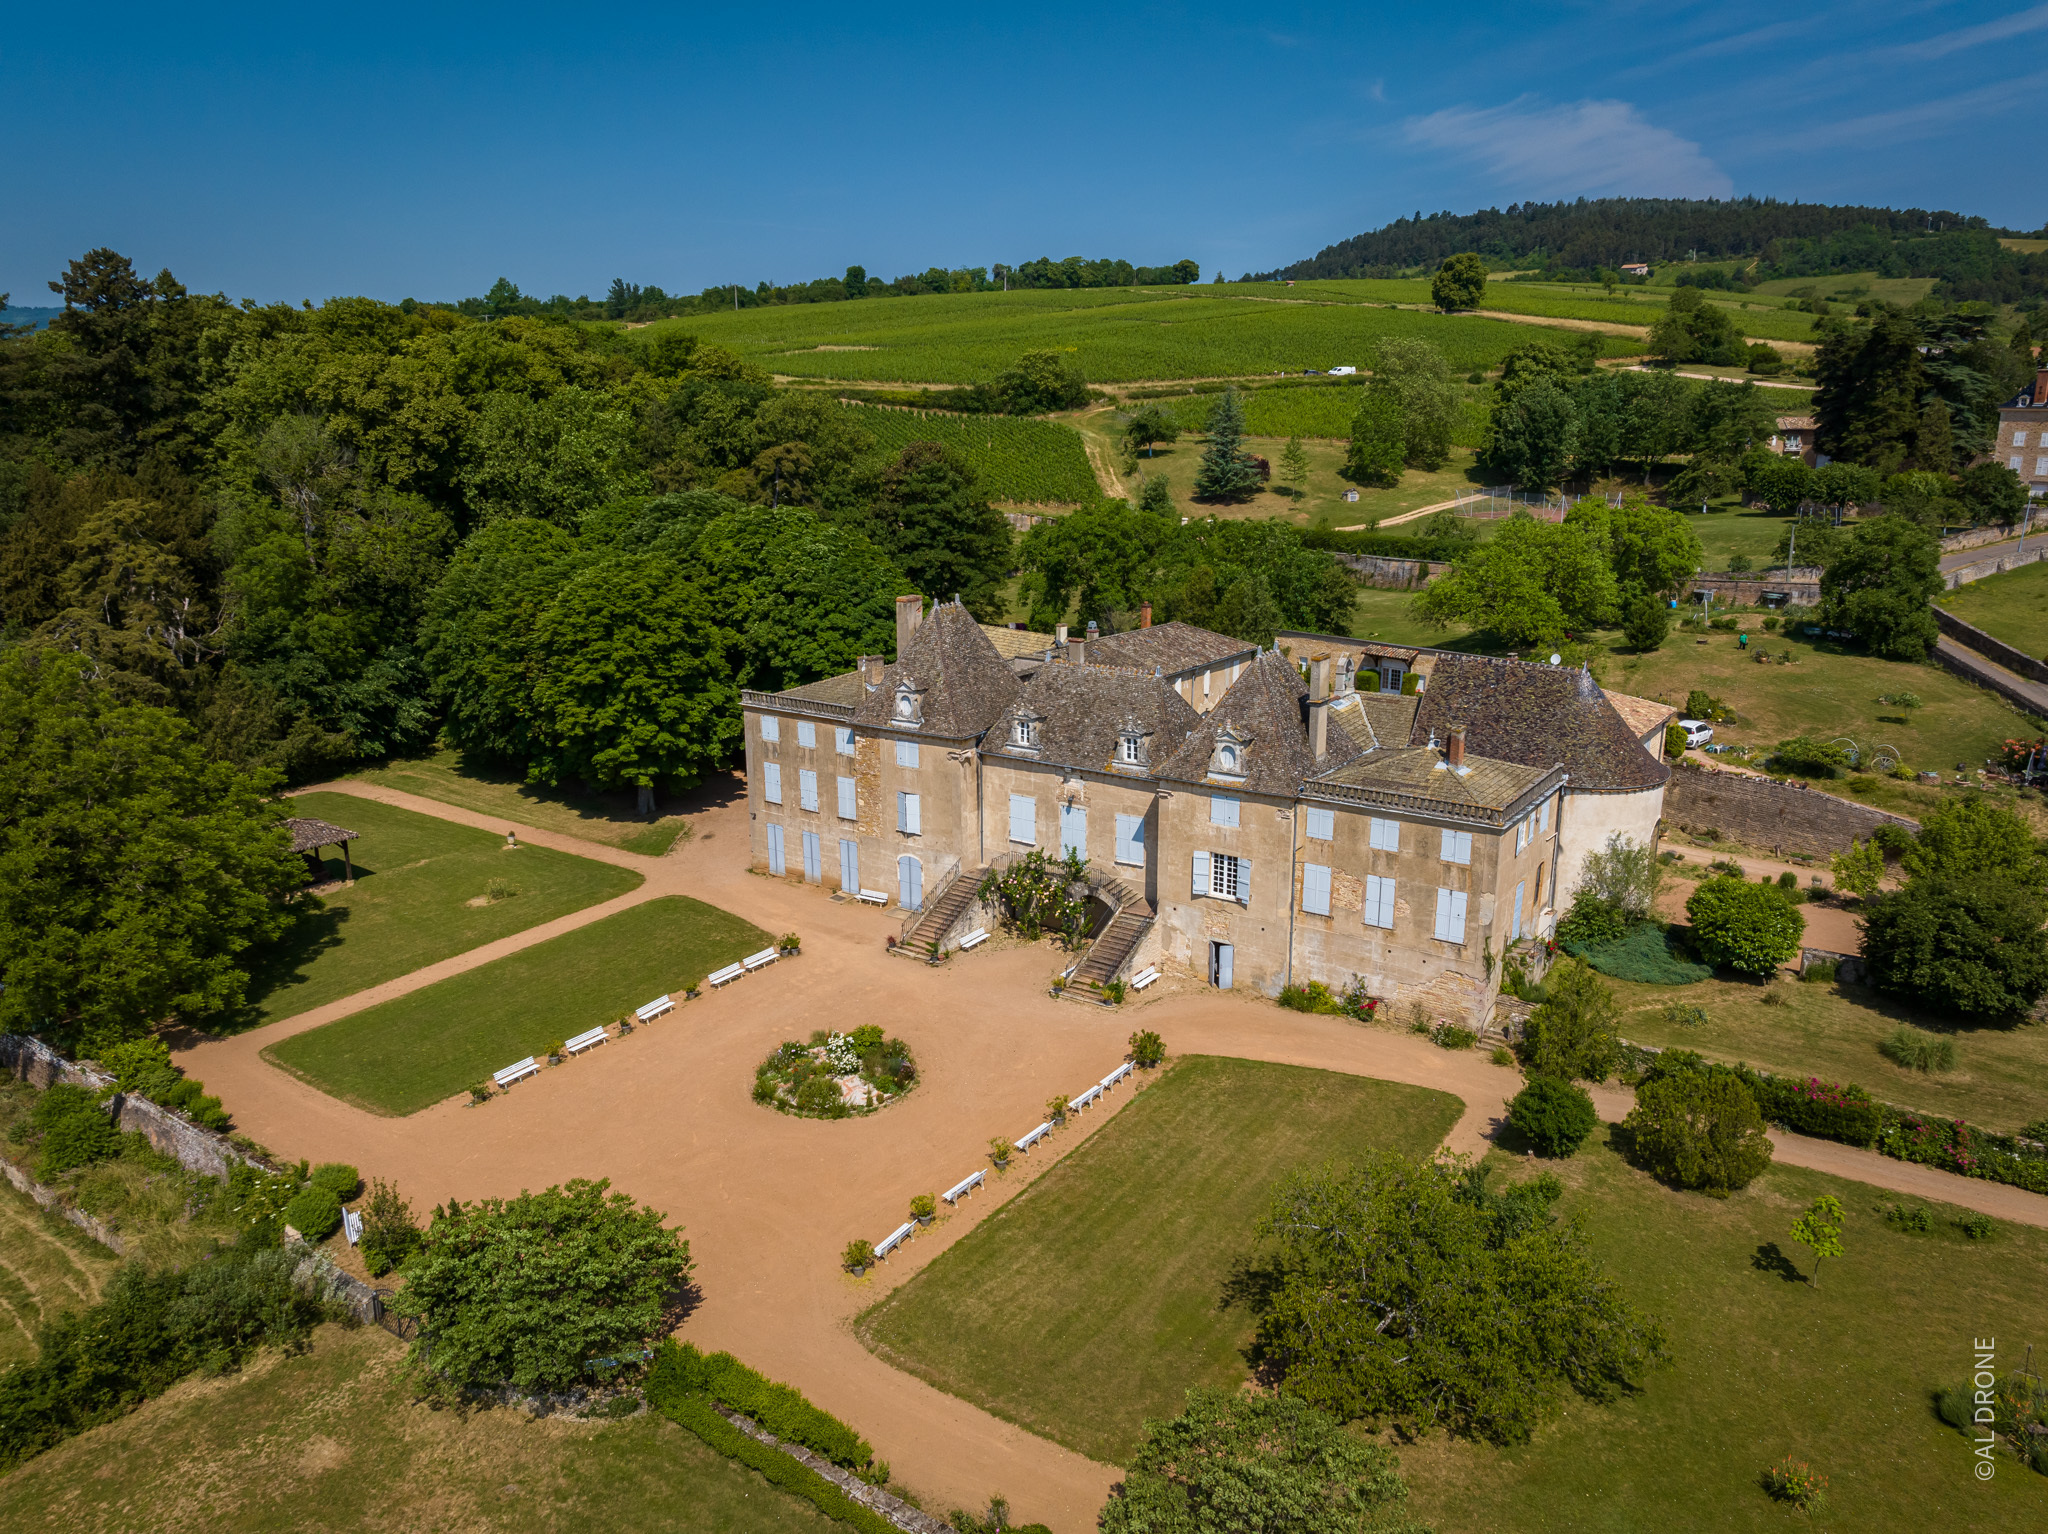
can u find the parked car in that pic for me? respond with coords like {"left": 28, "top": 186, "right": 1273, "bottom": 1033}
{"left": 1328, "top": 365, "right": 1357, "bottom": 376}
{"left": 1678, "top": 719, "right": 1714, "bottom": 748}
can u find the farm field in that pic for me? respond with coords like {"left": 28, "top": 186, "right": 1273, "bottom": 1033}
{"left": 264, "top": 895, "right": 767, "bottom": 1115}
{"left": 0, "top": 1323, "right": 837, "bottom": 1533}
{"left": 1392, "top": 1142, "right": 2048, "bottom": 1533}
{"left": 1933, "top": 557, "right": 2048, "bottom": 661}
{"left": 348, "top": 750, "right": 694, "bottom": 853}
{"left": 0, "top": 1176, "right": 118, "bottom": 1370}
{"left": 1145, "top": 379, "right": 1490, "bottom": 444}
{"left": 238, "top": 792, "right": 643, "bottom": 1030}
{"left": 840, "top": 402, "right": 1097, "bottom": 504}
{"left": 643, "top": 287, "right": 1639, "bottom": 385}
{"left": 1750, "top": 270, "right": 1941, "bottom": 306}
{"left": 1608, "top": 967, "right": 2048, "bottom": 1134}
{"left": 856, "top": 1055, "right": 1464, "bottom": 1464}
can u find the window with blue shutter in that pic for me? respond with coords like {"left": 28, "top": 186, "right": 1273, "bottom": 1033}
{"left": 1305, "top": 806, "right": 1334, "bottom": 841}
{"left": 1439, "top": 828, "right": 1472, "bottom": 865}
{"left": 798, "top": 769, "right": 818, "bottom": 812}
{"left": 896, "top": 740, "right": 919, "bottom": 769}
{"left": 1210, "top": 795, "right": 1240, "bottom": 828}
{"left": 796, "top": 721, "right": 816, "bottom": 749}
{"left": 897, "top": 791, "right": 921, "bottom": 834}
{"left": 1369, "top": 817, "right": 1399, "bottom": 851}
{"left": 1433, "top": 887, "right": 1468, "bottom": 942}
{"left": 760, "top": 716, "right": 780, "bottom": 743}
{"left": 1302, "top": 863, "right": 1331, "bottom": 915}
{"left": 836, "top": 776, "right": 856, "bottom": 819}
{"left": 766, "top": 823, "right": 785, "bottom": 875}
{"left": 1192, "top": 849, "right": 1209, "bottom": 896}
{"left": 1008, "top": 793, "right": 1035, "bottom": 845}
{"left": 763, "top": 763, "right": 782, "bottom": 804}
{"left": 1363, "top": 875, "right": 1395, "bottom": 929}
{"left": 1115, "top": 813, "right": 1145, "bottom": 866}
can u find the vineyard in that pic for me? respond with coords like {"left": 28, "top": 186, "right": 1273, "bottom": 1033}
{"left": 841, "top": 403, "right": 1098, "bottom": 504}
{"left": 636, "top": 287, "right": 1640, "bottom": 385}
{"left": 1149, "top": 384, "right": 1489, "bottom": 446}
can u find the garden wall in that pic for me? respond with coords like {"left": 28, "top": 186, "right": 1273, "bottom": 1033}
{"left": 1932, "top": 606, "right": 2048, "bottom": 684}
{"left": 0, "top": 1158, "right": 128, "bottom": 1254}
{"left": 1680, "top": 569, "right": 1822, "bottom": 608}
{"left": 1940, "top": 524, "right": 2022, "bottom": 554}
{"left": 0, "top": 1033, "right": 259, "bottom": 1180}
{"left": 1663, "top": 763, "right": 1917, "bottom": 857}
{"left": 1333, "top": 553, "right": 1450, "bottom": 589}
{"left": 1942, "top": 543, "right": 2048, "bottom": 591}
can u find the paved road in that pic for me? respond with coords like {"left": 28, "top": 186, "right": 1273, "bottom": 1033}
{"left": 175, "top": 779, "right": 2048, "bottom": 1528}
{"left": 1934, "top": 635, "right": 2048, "bottom": 717}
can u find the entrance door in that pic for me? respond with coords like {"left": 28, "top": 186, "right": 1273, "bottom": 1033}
{"left": 801, "top": 830, "right": 821, "bottom": 883}
{"left": 839, "top": 838, "right": 860, "bottom": 894}
{"left": 898, "top": 855, "right": 923, "bottom": 912}
{"left": 1209, "top": 940, "right": 1233, "bottom": 989}
{"left": 1060, "top": 803, "right": 1087, "bottom": 859}
{"left": 766, "top": 823, "right": 785, "bottom": 876}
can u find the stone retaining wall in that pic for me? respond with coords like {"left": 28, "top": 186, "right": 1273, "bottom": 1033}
{"left": 1333, "top": 553, "right": 1450, "bottom": 590}
{"left": 716, "top": 1406, "right": 953, "bottom": 1534}
{"left": 0, "top": 1158, "right": 128, "bottom": 1253}
{"left": 1664, "top": 763, "right": 1917, "bottom": 857}
{"left": 1943, "top": 543, "right": 2048, "bottom": 590}
{"left": 1932, "top": 606, "right": 2048, "bottom": 684}
{"left": 1681, "top": 570, "right": 1823, "bottom": 608}
{"left": 1941, "top": 524, "right": 2023, "bottom": 554}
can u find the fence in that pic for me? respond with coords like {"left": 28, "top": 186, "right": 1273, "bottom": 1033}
{"left": 1443, "top": 488, "right": 1626, "bottom": 522}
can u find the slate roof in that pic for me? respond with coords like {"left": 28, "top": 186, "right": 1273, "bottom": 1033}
{"left": 1605, "top": 690, "right": 1678, "bottom": 742}
{"left": 778, "top": 671, "right": 866, "bottom": 708}
{"left": 1084, "top": 621, "right": 1256, "bottom": 677}
{"left": 284, "top": 816, "right": 358, "bottom": 854}
{"left": 1156, "top": 648, "right": 1364, "bottom": 796}
{"left": 1408, "top": 654, "right": 1669, "bottom": 793}
{"left": 851, "top": 601, "right": 1022, "bottom": 740}
{"left": 989, "top": 664, "right": 1202, "bottom": 776}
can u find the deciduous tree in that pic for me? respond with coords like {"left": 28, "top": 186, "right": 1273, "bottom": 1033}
{"left": 1431, "top": 252, "right": 1488, "bottom": 313}
{"left": 1814, "top": 514, "right": 1941, "bottom": 660}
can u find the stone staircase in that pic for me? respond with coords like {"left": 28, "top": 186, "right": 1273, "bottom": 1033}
{"left": 895, "top": 867, "right": 983, "bottom": 960}
{"left": 1063, "top": 874, "right": 1153, "bottom": 1003}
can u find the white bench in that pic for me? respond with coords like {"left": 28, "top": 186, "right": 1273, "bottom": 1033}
{"left": 1015, "top": 1122, "right": 1053, "bottom": 1154}
{"left": 635, "top": 995, "right": 674, "bottom": 1023}
{"left": 1068, "top": 1084, "right": 1103, "bottom": 1113}
{"left": 943, "top": 1171, "right": 985, "bottom": 1204}
{"left": 958, "top": 928, "right": 989, "bottom": 950}
{"left": 708, "top": 963, "right": 745, "bottom": 988}
{"left": 1101, "top": 1061, "right": 1135, "bottom": 1091}
{"left": 565, "top": 1026, "right": 609, "bottom": 1055}
{"left": 856, "top": 888, "right": 889, "bottom": 906}
{"left": 1130, "top": 966, "right": 1161, "bottom": 990}
{"left": 743, "top": 947, "right": 779, "bottom": 972}
{"left": 875, "top": 1221, "right": 916, "bottom": 1260}
{"left": 493, "top": 1056, "right": 540, "bottom": 1089}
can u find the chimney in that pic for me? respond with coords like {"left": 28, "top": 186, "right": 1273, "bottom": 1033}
{"left": 1086, "top": 620, "right": 1099, "bottom": 642}
{"left": 1056, "top": 623, "right": 1069, "bottom": 647}
{"left": 1308, "top": 654, "right": 1331, "bottom": 759}
{"left": 859, "top": 655, "right": 883, "bottom": 688}
{"left": 1139, "top": 602, "right": 1153, "bottom": 628}
{"left": 1447, "top": 726, "right": 1467, "bottom": 768}
{"left": 894, "top": 595, "right": 924, "bottom": 660}
{"left": 1071, "top": 635, "right": 1087, "bottom": 667}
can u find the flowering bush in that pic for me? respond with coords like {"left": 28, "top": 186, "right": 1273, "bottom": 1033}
{"left": 1760, "top": 1456, "right": 1828, "bottom": 1509}
{"left": 754, "top": 1028, "right": 917, "bottom": 1119}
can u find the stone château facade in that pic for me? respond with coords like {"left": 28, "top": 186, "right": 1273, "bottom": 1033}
{"left": 739, "top": 598, "right": 1672, "bottom": 1024}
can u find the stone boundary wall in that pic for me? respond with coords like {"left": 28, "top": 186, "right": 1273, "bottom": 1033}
{"left": 1941, "top": 524, "right": 2023, "bottom": 554}
{"left": 1333, "top": 553, "right": 1450, "bottom": 590}
{"left": 1664, "top": 763, "right": 1917, "bottom": 857}
{"left": 715, "top": 1405, "right": 953, "bottom": 1534}
{"left": 1800, "top": 947, "right": 1866, "bottom": 984}
{"left": 1943, "top": 543, "right": 2048, "bottom": 590}
{"left": 0, "top": 1158, "right": 128, "bottom": 1253}
{"left": 0, "top": 1033, "right": 262, "bottom": 1180}
{"left": 1933, "top": 606, "right": 2048, "bottom": 683}
{"left": 1681, "top": 570, "right": 1823, "bottom": 607}
{"left": 1931, "top": 638, "right": 2048, "bottom": 718}
{"left": 282, "top": 1232, "right": 387, "bottom": 1323}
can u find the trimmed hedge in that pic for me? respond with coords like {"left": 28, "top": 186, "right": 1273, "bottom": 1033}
{"left": 648, "top": 1341, "right": 873, "bottom": 1470}
{"left": 655, "top": 1393, "right": 896, "bottom": 1534}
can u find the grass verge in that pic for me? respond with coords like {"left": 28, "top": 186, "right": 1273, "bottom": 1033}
{"left": 238, "top": 791, "right": 644, "bottom": 1029}
{"left": 855, "top": 1055, "right": 1462, "bottom": 1464}
{"left": 264, "top": 896, "right": 769, "bottom": 1115}
{"left": 348, "top": 749, "right": 695, "bottom": 853}
{"left": 0, "top": 1176, "right": 118, "bottom": 1370}
{"left": 1936, "top": 557, "right": 2048, "bottom": 662}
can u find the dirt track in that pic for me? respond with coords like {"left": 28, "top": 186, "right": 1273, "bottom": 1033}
{"left": 174, "top": 777, "right": 2048, "bottom": 1528}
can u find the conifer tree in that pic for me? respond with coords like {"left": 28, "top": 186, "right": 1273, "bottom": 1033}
{"left": 1279, "top": 436, "right": 1309, "bottom": 496}
{"left": 1193, "top": 388, "right": 1263, "bottom": 502}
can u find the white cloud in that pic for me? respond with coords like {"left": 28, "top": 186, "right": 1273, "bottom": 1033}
{"left": 1896, "top": 2, "right": 2048, "bottom": 60}
{"left": 1401, "top": 97, "right": 1733, "bottom": 199}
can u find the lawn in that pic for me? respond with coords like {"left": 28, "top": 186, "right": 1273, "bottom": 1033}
{"left": 1392, "top": 1140, "right": 2048, "bottom": 1532}
{"left": 855, "top": 1055, "right": 1464, "bottom": 1464}
{"left": 238, "top": 792, "right": 643, "bottom": 1030}
{"left": 1607, "top": 968, "right": 2048, "bottom": 1135}
{"left": 0, "top": 1322, "right": 843, "bottom": 1533}
{"left": 349, "top": 748, "right": 694, "bottom": 853}
{"left": 1350, "top": 585, "right": 1476, "bottom": 649}
{"left": 0, "top": 1175, "right": 118, "bottom": 1370}
{"left": 264, "top": 896, "right": 768, "bottom": 1115}
{"left": 1935, "top": 557, "right": 2048, "bottom": 662}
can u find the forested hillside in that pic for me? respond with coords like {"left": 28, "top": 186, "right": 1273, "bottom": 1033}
{"left": 1259, "top": 198, "right": 2048, "bottom": 303}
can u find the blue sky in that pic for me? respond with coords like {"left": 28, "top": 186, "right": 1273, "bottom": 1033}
{"left": 3, "top": 2, "right": 2043, "bottom": 305}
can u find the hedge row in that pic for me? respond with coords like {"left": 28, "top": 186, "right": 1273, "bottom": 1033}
{"left": 648, "top": 1341, "right": 873, "bottom": 1469}
{"left": 652, "top": 1391, "right": 897, "bottom": 1534}
{"left": 1631, "top": 1048, "right": 2048, "bottom": 1196}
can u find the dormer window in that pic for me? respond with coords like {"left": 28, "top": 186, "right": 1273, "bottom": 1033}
{"left": 1010, "top": 708, "right": 1042, "bottom": 752}
{"left": 1208, "top": 724, "right": 1250, "bottom": 781}
{"left": 893, "top": 678, "right": 925, "bottom": 728}
{"left": 1115, "top": 713, "right": 1151, "bottom": 770}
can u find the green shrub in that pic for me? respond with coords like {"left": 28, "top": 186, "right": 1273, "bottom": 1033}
{"left": 1877, "top": 1026, "right": 1957, "bottom": 1073}
{"left": 1770, "top": 735, "right": 1850, "bottom": 778}
{"left": 1568, "top": 923, "right": 1714, "bottom": 985}
{"left": 282, "top": 1184, "right": 342, "bottom": 1240}
{"left": 1101, "top": 978, "right": 1127, "bottom": 1005}
{"left": 1759, "top": 1456, "right": 1828, "bottom": 1511}
{"left": 1880, "top": 1201, "right": 1935, "bottom": 1233}
{"left": 29, "top": 1085, "right": 121, "bottom": 1178}
{"left": 1624, "top": 1069, "right": 1773, "bottom": 1195}
{"left": 309, "top": 1162, "right": 361, "bottom": 1200}
{"left": 1128, "top": 1030, "right": 1165, "bottom": 1067}
{"left": 96, "top": 1039, "right": 231, "bottom": 1131}
{"left": 650, "top": 1390, "right": 895, "bottom": 1534}
{"left": 1955, "top": 1212, "right": 1996, "bottom": 1241}
{"left": 1684, "top": 689, "right": 1731, "bottom": 722}
{"left": 1517, "top": 959, "right": 1620, "bottom": 1082}
{"left": 1660, "top": 1002, "right": 1709, "bottom": 1027}
{"left": 1490, "top": 1046, "right": 1516, "bottom": 1066}
{"left": 1508, "top": 1076, "right": 1599, "bottom": 1157}
{"left": 358, "top": 1179, "right": 422, "bottom": 1277}
{"left": 1434, "top": 1023, "right": 1478, "bottom": 1050}
{"left": 1278, "top": 980, "right": 1344, "bottom": 1014}
{"left": 649, "top": 1341, "right": 875, "bottom": 1470}
{"left": 1686, "top": 876, "right": 1804, "bottom": 976}
{"left": 1801, "top": 959, "right": 1839, "bottom": 983}
{"left": 842, "top": 1239, "right": 875, "bottom": 1271}
{"left": 1555, "top": 892, "right": 1629, "bottom": 948}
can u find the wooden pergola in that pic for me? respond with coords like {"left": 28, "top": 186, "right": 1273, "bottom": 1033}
{"left": 285, "top": 816, "right": 360, "bottom": 884}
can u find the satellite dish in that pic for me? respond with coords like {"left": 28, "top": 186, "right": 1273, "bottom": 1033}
{"left": 1549, "top": 653, "right": 1562, "bottom": 666}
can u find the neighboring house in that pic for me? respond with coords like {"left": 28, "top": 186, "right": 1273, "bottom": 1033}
{"left": 1995, "top": 369, "right": 2048, "bottom": 499}
{"left": 1621, "top": 263, "right": 1651, "bottom": 278}
{"left": 1769, "top": 415, "right": 1826, "bottom": 468}
{"left": 741, "top": 601, "right": 1670, "bottom": 1025}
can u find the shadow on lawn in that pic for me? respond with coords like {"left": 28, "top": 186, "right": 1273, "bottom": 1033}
{"left": 210, "top": 896, "right": 352, "bottom": 1035}
{"left": 1751, "top": 1242, "right": 1804, "bottom": 1284}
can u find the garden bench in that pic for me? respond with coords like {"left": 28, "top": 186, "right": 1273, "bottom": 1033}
{"left": 1101, "top": 1061, "right": 1134, "bottom": 1090}
{"left": 1015, "top": 1122, "right": 1053, "bottom": 1154}
{"left": 856, "top": 888, "right": 889, "bottom": 906}
{"left": 943, "top": 1171, "right": 985, "bottom": 1204}
{"left": 742, "top": 947, "right": 779, "bottom": 972}
{"left": 875, "top": 1221, "right": 916, "bottom": 1260}
{"left": 958, "top": 928, "right": 989, "bottom": 950}
{"left": 635, "top": 995, "right": 674, "bottom": 1023}
{"left": 1130, "top": 966, "right": 1161, "bottom": 990}
{"left": 493, "top": 1056, "right": 540, "bottom": 1089}
{"left": 1068, "top": 1084, "right": 1102, "bottom": 1113}
{"left": 708, "top": 963, "right": 745, "bottom": 988}
{"left": 565, "top": 1026, "right": 609, "bottom": 1055}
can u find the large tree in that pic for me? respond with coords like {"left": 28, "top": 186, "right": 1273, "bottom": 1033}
{"left": 1344, "top": 386, "right": 1405, "bottom": 487}
{"left": 1412, "top": 513, "right": 1616, "bottom": 645}
{"left": 1904, "top": 795, "right": 2048, "bottom": 890}
{"left": 1647, "top": 287, "right": 1744, "bottom": 366}
{"left": 866, "top": 441, "right": 1012, "bottom": 619}
{"left": 0, "top": 650, "right": 304, "bottom": 1052}
{"left": 1482, "top": 380, "right": 1578, "bottom": 487}
{"left": 1814, "top": 308, "right": 1928, "bottom": 470}
{"left": 1859, "top": 874, "right": 2048, "bottom": 1023}
{"left": 1814, "top": 513, "right": 1941, "bottom": 660}
{"left": 1431, "top": 252, "right": 1488, "bottom": 312}
{"left": 1371, "top": 337, "right": 1460, "bottom": 469}
{"left": 1564, "top": 493, "right": 1702, "bottom": 597}
{"left": 1194, "top": 387, "right": 1265, "bottom": 502}
{"left": 1254, "top": 1154, "right": 1667, "bottom": 1444}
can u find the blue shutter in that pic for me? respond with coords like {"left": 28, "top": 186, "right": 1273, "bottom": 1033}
{"left": 763, "top": 763, "right": 782, "bottom": 804}
{"left": 837, "top": 776, "right": 856, "bottom": 819}
{"left": 1192, "top": 849, "right": 1209, "bottom": 897}
{"left": 1009, "top": 794, "right": 1034, "bottom": 845}
{"left": 799, "top": 769, "right": 818, "bottom": 812}
{"left": 1305, "top": 805, "right": 1334, "bottom": 841}
{"left": 840, "top": 838, "right": 860, "bottom": 893}
{"left": 1211, "top": 795, "right": 1239, "bottom": 827}
{"left": 766, "top": 823, "right": 785, "bottom": 876}
{"left": 801, "top": 830, "right": 821, "bottom": 882}
{"left": 1060, "top": 803, "right": 1087, "bottom": 857}
{"left": 1115, "top": 813, "right": 1144, "bottom": 865}
{"left": 1302, "top": 863, "right": 1331, "bottom": 916}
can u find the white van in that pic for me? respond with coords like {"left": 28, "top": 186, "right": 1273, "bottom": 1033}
{"left": 1328, "top": 365, "right": 1357, "bottom": 376}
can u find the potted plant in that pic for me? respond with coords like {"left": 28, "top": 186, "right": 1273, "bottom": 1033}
{"left": 685, "top": 978, "right": 704, "bottom": 1000}
{"left": 909, "top": 1193, "right": 936, "bottom": 1225}
{"left": 1044, "top": 1093, "right": 1070, "bottom": 1127}
{"left": 543, "top": 1039, "right": 566, "bottom": 1064}
{"left": 842, "top": 1238, "right": 875, "bottom": 1275}
{"left": 1101, "top": 978, "right": 1127, "bottom": 1006}
{"left": 1128, "top": 1030, "right": 1165, "bottom": 1069}
{"left": 467, "top": 1083, "right": 492, "bottom": 1105}
{"left": 1049, "top": 975, "right": 1067, "bottom": 998}
{"left": 778, "top": 931, "right": 801, "bottom": 956}
{"left": 987, "top": 1135, "right": 1013, "bottom": 1170}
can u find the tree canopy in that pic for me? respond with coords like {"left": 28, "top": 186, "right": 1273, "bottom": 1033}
{"left": 1411, "top": 514, "right": 1616, "bottom": 645}
{"left": 1814, "top": 514, "right": 1942, "bottom": 660}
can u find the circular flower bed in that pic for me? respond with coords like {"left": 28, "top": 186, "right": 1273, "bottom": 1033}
{"left": 754, "top": 1026, "right": 917, "bottom": 1118}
